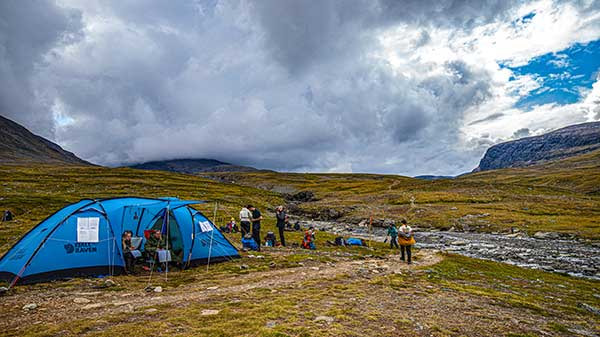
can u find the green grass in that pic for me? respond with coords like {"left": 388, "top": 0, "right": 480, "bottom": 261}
{"left": 1, "top": 158, "right": 599, "bottom": 336}
{"left": 4, "top": 252, "right": 598, "bottom": 337}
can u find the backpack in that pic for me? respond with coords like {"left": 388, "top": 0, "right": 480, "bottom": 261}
{"left": 265, "top": 232, "right": 277, "bottom": 247}
{"left": 242, "top": 237, "right": 259, "bottom": 251}
{"left": 334, "top": 237, "right": 345, "bottom": 246}
{"left": 1, "top": 210, "right": 13, "bottom": 222}
{"left": 346, "top": 238, "right": 363, "bottom": 246}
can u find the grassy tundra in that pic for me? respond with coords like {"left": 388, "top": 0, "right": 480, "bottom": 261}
{"left": 0, "top": 163, "right": 598, "bottom": 336}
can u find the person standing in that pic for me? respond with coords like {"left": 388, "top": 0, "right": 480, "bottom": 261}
{"left": 275, "top": 206, "right": 287, "bottom": 247}
{"left": 387, "top": 223, "right": 399, "bottom": 249}
{"left": 398, "top": 219, "right": 415, "bottom": 264}
{"left": 239, "top": 206, "right": 252, "bottom": 239}
{"left": 249, "top": 205, "right": 262, "bottom": 251}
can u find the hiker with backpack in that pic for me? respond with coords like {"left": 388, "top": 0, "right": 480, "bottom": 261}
{"left": 387, "top": 223, "right": 399, "bottom": 249}
{"left": 398, "top": 219, "right": 415, "bottom": 264}
{"left": 275, "top": 206, "right": 287, "bottom": 247}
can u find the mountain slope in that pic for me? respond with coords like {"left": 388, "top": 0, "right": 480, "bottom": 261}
{"left": 465, "top": 147, "right": 600, "bottom": 195}
{"left": 129, "top": 158, "right": 259, "bottom": 174}
{"left": 0, "top": 115, "right": 91, "bottom": 165}
{"left": 474, "top": 121, "right": 600, "bottom": 172}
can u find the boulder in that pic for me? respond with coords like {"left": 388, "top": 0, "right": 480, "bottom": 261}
{"left": 82, "top": 303, "right": 104, "bottom": 310}
{"left": 103, "top": 279, "right": 117, "bottom": 287}
{"left": 201, "top": 309, "right": 220, "bottom": 316}
{"left": 73, "top": 297, "right": 91, "bottom": 304}
{"left": 22, "top": 303, "right": 37, "bottom": 311}
{"left": 314, "top": 316, "right": 334, "bottom": 324}
{"left": 578, "top": 303, "right": 600, "bottom": 316}
{"left": 533, "top": 232, "right": 560, "bottom": 240}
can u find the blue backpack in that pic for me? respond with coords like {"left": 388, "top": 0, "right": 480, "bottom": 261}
{"left": 346, "top": 238, "right": 363, "bottom": 246}
{"left": 242, "top": 237, "right": 258, "bottom": 251}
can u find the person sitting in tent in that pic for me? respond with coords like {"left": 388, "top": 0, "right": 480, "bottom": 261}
{"left": 241, "top": 233, "right": 259, "bottom": 251}
{"left": 398, "top": 219, "right": 416, "bottom": 264}
{"left": 144, "top": 230, "right": 166, "bottom": 264}
{"left": 122, "top": 232, "right": 136, "bottom": 274}
{"left": 301, "top": 227, "right": 317, "bottom": 250}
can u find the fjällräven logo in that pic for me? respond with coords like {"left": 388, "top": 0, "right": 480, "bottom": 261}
{"left": 64, "top": 243, "right": 97, "bottom": 254}
{"left": 64, "top": 243, "right": 75, "bottom": 254}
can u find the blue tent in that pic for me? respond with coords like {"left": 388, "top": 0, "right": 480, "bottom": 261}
{"left": 0, "top": 197, "right": 239, "bottom": 284}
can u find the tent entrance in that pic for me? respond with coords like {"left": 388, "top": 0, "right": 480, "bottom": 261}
{"left": 150, "top": 211, "right": 183, "bottom": 264}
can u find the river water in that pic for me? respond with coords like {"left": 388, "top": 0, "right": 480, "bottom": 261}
{"left": 299, "top": 220, "right": 600, "bottom": 280}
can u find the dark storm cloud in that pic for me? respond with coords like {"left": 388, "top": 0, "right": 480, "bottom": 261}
{"left": 0, "top": 1, "right": 82, "bottom": 137}
{"left": 3, "top": 0, "right": 592, "bottom": 176}
{"left": 252, "top": 0, "right": 520, "bottom": 74}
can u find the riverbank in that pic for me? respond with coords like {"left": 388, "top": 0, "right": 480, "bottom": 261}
{"left": 301, "top": 220, "right": 600, "bottom": 280}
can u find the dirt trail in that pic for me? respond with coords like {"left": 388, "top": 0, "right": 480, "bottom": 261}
{"left": 0, "top": 250, "right": 442, "bottom": 331}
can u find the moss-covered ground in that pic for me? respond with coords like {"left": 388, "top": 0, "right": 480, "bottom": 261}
{"left": 0, "top": 163, "right": 598, "bottom": 336}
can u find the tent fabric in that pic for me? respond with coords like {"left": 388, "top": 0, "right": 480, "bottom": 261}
{"left": 0, "top": 197, "right": 239, "bottom": 284}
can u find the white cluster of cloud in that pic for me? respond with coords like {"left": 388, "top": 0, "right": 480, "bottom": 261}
{"left": 1, "top": 0, "right": 599, "bottom": 175}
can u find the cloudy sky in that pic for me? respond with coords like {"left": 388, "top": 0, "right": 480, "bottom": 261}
{"left": 1, "top": 0, "right": 599, "bottom": 175}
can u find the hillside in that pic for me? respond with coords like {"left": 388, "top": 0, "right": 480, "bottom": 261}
{"left": 204, "top": 149, "right": 600, "bottom": 238}
{"left": 0, "top": 164, "right": 598, "bottom": 336}
{"left": 474, "top": 121, "right": 600, "bottom": 171}
{"left": 0, "top": 116, "right": 91, "bottom": 165}
{"left": 129, "top": 158, "right": 259, "bottom": 174}
{"left": 0, "top": 115, "right": 91, "bottom": 166}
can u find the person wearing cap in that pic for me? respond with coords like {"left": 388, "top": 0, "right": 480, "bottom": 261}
{"left": 227, "top": 217, "right": 238, "bottom": 233}
{"left": 275, "top": 206, "right": 287, "bottom": 247}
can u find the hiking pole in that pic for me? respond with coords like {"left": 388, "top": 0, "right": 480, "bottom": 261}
{"left": 206, "top": 202, "right": 217, "bottom": 271}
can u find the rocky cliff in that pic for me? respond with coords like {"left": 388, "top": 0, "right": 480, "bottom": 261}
{"left": 474, "top": 121, "right": 600, "bottom": 172}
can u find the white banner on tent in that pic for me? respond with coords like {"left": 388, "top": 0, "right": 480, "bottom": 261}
{"left": 199, "top": 220, "right": 213, "bottom": 232}
{"left": 77, "top": 217, "right": 100, "bottom": 243}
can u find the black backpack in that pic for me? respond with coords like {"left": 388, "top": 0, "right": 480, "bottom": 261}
{"left": 1, "top": 210, "right": 13, "bottom": 222}
{"left": 334, "top": 237, "right": 345, "bottom": 246}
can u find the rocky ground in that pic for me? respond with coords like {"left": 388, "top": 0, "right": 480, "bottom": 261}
{"left": 1, "top": 246, "right": 598, "bottom": 337}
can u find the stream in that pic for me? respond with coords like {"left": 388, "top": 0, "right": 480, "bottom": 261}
{"left": 298, "top": 220, "right": 600, "bottom": 280}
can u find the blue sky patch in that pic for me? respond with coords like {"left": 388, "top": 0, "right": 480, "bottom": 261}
{"left": 504, "top": 39, "right": 600, "bottom": 110}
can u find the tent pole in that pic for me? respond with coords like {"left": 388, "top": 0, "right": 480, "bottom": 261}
{"left": 166, "top": 205, "right": 170, "bottom": 282}
{"left": 206, "top": 202, "right": 217, "bottom": 271}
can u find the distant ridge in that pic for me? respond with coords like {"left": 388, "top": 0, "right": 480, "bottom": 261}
{"left": 474, "top": 121, "right": 600, "bottom": 172}
{"left": 129, "top": 158, "right": 260, "bottom": 174}
{"left": 414, "top": 175, "right": 454, "bottom": 180}
{"left": 0, "top": 115, "right": 91, "bottom": 166}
